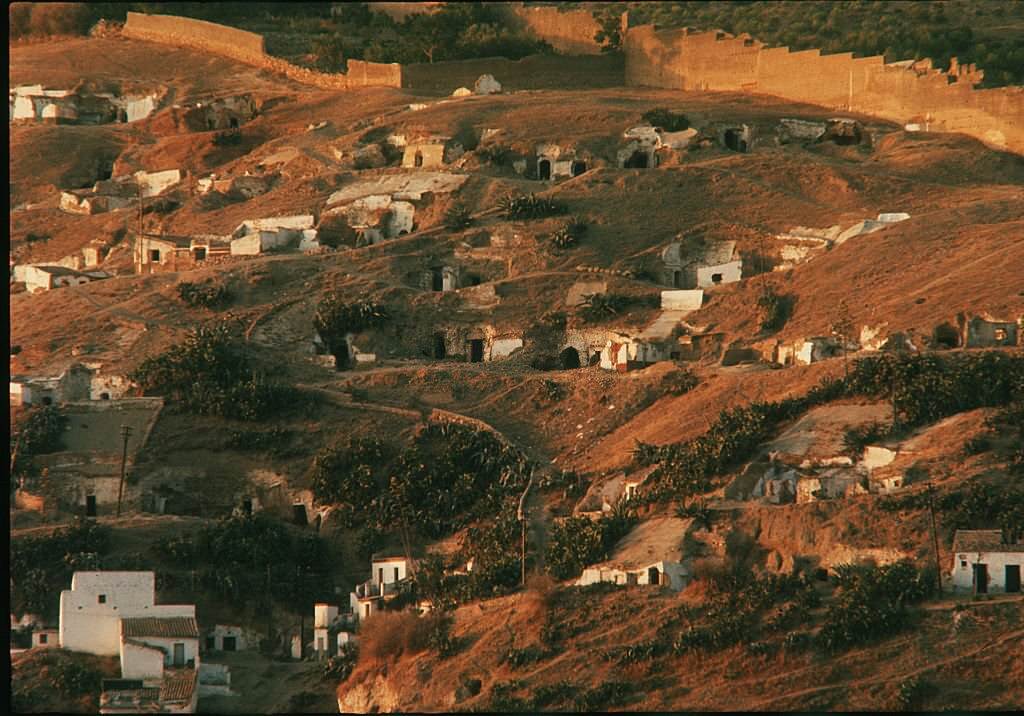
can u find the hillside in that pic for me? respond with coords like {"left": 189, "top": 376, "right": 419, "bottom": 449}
{"left": 9, "top": 17, "right": 1024, "bottom": 716}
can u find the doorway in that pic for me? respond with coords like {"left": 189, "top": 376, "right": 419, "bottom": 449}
{"left": 559, "top": 347, "right": 581, "bottom": 369}
{"left": 86, "top": 495, "right": 97, "bottom": 517}
{"left": 1006, "top": 565, "right": 1021, "bottom": 593}
{"left": 973, "top": 563, "right": 988, "bottom": 594}
{"left": 431, "top": 267, "right": 444, "bottom": 292}
{"left": 293, "top": 504, "right": 308, "bottom": 526}
{"left": 648, "top": 566, "right": 661, "bottom": 585}
{"left": 672, "top": 270, "right": 682, "bottom": 288}
{"left": 571, "top": 160, "right": 586, "bottom": 176}
{"left": 469, "top": 339, "right": 484, "bottom": 363}
{"left": 222, "top": 636, "right": 237, "bottom": 652}
{"left": 242, "top": 498, "right": 253, "bottom": 516}
{"left": 173, "top": 643, "right": 186, "bottom": 666}
{"left": 724, "top": 129, "right": 747, "bottom": 153}
{"left": 538, "top": 159, "right": 551, "bottom": 181}
{"left": 624, "top": 150, "right": 648, "bottom": 169}
{"left": 432, "top": 334, "right": 446, "bottom": 359}
{"left": 414, "top": 151, "right": 423, "bottom": 168}
{"left": 193, "top": 247, "right": 206, "bottom": 261}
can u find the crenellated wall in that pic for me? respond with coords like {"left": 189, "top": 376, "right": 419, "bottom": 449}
{"left": 511, "top": 4, "right": 606, "bottom": 55}
{"left": 624, "top": 25, "right": 1024, "bottom": 155}
{"left": 122, "top": 12, "right": 401, "bottom": 90}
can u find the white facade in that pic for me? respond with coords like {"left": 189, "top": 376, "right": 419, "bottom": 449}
{"left": 134, "top": 169, "right": 182, "bottom": 198}
{"left": 59, "top": 572, "right": 195, "bottom": 656}
{"left": 490, "top": 337, "right": 523, "bottom": 360}
{"left": 577, "top": 560, "right": 688, "bottom": 591}
{"left": 950, "top": 531, "right": 1024, "bottom": 595}
{"left": 696, "top": 259, "right": 742, "bottom": 288}
{"left": 205, "top": 624, "right": 248, "bottom": 652}
{"left": 660, "top": 289, "right": 703, "bottom": 311}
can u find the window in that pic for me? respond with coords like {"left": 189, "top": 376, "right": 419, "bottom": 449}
{"left": 394, "top": 567, "right": 400, "bottom": 582}
{"left": 961, "top": 560, "right": 967, "bottom": 567}
{"left": 711, "top": 273, "right": 723, "bottom": 284}
{"left": 39, "top": 634, "right": 48, "bottom": 644}
{"left": 149, "top": 249, "right": 161, "bottom": 262}
{"left": 98, "top": 594, "right": 107, "bottom": 604}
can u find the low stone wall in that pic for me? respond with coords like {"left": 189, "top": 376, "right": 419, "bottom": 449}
{"left": 122, "top": 12, "right": 400, "bottom": 90}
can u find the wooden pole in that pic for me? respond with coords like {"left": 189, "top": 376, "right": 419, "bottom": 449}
{"left": 517, "top": 475, "right": 533, "bottom": 587}
{"left": 927, "top": 484, "right": 943, "bottom": 598}
{"left": 115, "top": 425, "right": 132, "bottom": 517}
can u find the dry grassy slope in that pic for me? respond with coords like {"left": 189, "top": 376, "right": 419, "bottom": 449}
{"left": 11, "top": 649, "right": 120, "bottom": 714}
{"left": 338, "top": 586, "right": 1024, "bottom": 713}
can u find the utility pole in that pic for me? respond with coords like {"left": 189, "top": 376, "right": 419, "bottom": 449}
{"left": 115, "top": 425, "right": 132, "bottom": 517}
{"left": 517, "top": 474, "right": 533, "bottom": 587}
{"left": 927, "top": 483, "right": 943, "bottom": 598}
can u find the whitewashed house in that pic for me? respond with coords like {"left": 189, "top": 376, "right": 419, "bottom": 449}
{"left": 349, "top": 552, "right": 414, "bottom": 622}
{"left": 577, "top": 560, "right": 688, "bottom": 591}
{"left": 59, "top": 571, "right": 199, "bottom": 713}
{"left": 950, "top": 530, "right": 1023, "bottom": 595}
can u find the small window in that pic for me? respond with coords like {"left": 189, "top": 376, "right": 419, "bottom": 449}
{"left": 149, "top": 249, "right": 161, "bottom": 262}
{"left": 98, "top": 594, "right": 107, "bottom": 604}
{"left": 711, "top": 273, "right": 723, "bottom": 284}
{"left": 39, "top": 634, "right": 48, "bottom": 644}
{"left": 961, "top": 560, "right": 967, "bottom": 567}
{"left": 394, "top": 566, "right": 400, "bottom": 582}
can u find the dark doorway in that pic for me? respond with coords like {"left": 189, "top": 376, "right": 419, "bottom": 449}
{"left": 150, "top": 249, "right": 161, "bottom": 262}
{"left": 208, "top": 118, "right": 215, "bottom": 130}
{"left": 973, "top": 563, "right": 988, "bottom": 594}
{"left": 469, "top": 339, "right": 484, "bottom": 363}
{"left": 414, "top": 151, "right": 423, "bottom": 168}
{"left": 335, "top": 345, "right": 350, "bottom": 371}
{"left": 229, "top": 117, "right": 239, "bottom": 129}
{"left": 933, "top": 323, "right": 961, "bottom": 349}
{"left": 538, "top": 159, "right": 551, "bottom": 180}
{"left": 242, "top": 498, "right": 253, "bottom": 516}
{"left": 41, "top": 396, "right": 53, "bottom": 406}
{"left": 724, "top": 129, "right": 747, "bottom": 152}
{"left": 432, "top": 334, "right": 446, "bottom": 359}
{"left": 672, "top": 270, "right": 682, "bottom": 288}
{"left": 559, "top": 347, "right": 581, "bottom": 369}
{"left": 468, "top": 275, "right": 481, "bottom": 286}
{"left": 86, "top": 495, "right": 97, "bottom": 517}
{"left": 624, "top": 150, "right": 648, "bottom": 169}
{"left": 648, "top": 566, "right": 661, "bottom": 585}
{"left": 173, "top": 643, "right": 186, "bottom": 666}
{"left": 206, "top": 636, "right": 216, "bottom": 651}
{"left": 589, "top": 351, "right": 600, "bottom": 366}
{"left": 431, "top": 267, "right": 444, "bottom": 292}
{"left": 626, "top": 572, "right": 638, "bottom": 585}
{"left": 1006, "top": 565, "right": 1021, "bottom": 593}
{"left": 378, "top": 567, "right": 384, "bottom": 584}
{"left": 571, "top": 160, "right": 586, "bottom": 176}
{"left": 100, "top": 392, "right": 110, "bottom": 400}
{"left": 293, "top": 504, "right": 308, "bottom": 526}
{"left": 222, "top": 636, "right": 237, "bottom": 652}
{"left": 193, "top": 247, "right": 206, "bottom": 261}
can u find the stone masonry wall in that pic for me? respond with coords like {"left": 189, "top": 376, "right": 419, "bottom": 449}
{"left": 623, "top": 25, "right": 1024, "bottom": 155}
{"left": 510, "top": 4, "right": 606, "bottom": 56}
{"left": 123, "top": 12, "right": 400, "bottom": 90}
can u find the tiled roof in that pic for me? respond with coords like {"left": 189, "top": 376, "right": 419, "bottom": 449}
{"left": 160, "top": 669, "right": 198, "bottom": 703}
{"left": 124, "top": 638, "right": 166, "bottom": 654}
{"left": 953, "top": 530, "right": 1024, "bottom": 553}
{"left": 121, "top": 616, "right": 199, "bottom": 638}
{"left": 100, "top": 688, "right": 161, "bottom": 711}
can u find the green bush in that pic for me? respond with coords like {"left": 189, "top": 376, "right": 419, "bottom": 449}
{"left": 131, "top": 322, "right": 296, "bottom": 420}
{"left": 842, "top": 421, "right": 890, "bottom": 459}
{"left": 177, "top": 281, "right": 232, "bottom": 310}
{"left": 444, "top": 204, "right": 473, "bottom": 231}
{"left": 818, "top": 560, "right": 931, "bottom": 652}
{"left": 312, "top": 295, "right": 388, "bottom": 369}
{"left": 497, "top": 193, "right": 568, "bottom": 220}
{"left": 545, "top": 507, "right": 636, "bottom": 580}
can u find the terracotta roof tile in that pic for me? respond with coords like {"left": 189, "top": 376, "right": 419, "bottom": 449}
{"left": 121, "top": 616, "right": 199, "bottom": 639}
{"left": 953, "top": 530, "right": 1024, "bottom": 553}
{"left": 160, "top": 669, "right": 197, "bottom": 703}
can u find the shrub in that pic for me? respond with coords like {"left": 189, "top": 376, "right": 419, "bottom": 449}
{"left": 131, "top": 322, "right": 295, "bottom": 420}
{"left": 213, "top": 129, "right": 242, "bottom": 146}
{"left": 444, "top": 204, "right": 472, "bottom": 231}
{"left": 545, "top": 507, "right": 636, "bottom": 580}
{"left": 661, "top": 368, "right": 699, "bottom": 396}
{"left": 322, "top": 643, "right": 358, "bottom": 682}
{"left": 842, "top": 421, "right": 890, "bottom": 459}
{"left": 818, "top": 560, "right": 931, "bottom": 652}
{"left": 358, "top": 611, "right": 433, "bottom": 661}
{"left": 477, "top": 144, "right": 511, "bottom": 165}
{"left": 573, "top": 681, "right": 634, "bottom": 711}
{"left": 757, "top": 287, "right": 791, "bottom": 332}
{"left": 177, "top": 281, "right": 232, "bottom": 309}
{"left": 313, "top": 295, "right": 388, "bottom": 369}
{"left": 497, "top": 193, "right": 568, "bottom": 220}
{"left": 962, "top": 434, "right": 992, "bottom": 456}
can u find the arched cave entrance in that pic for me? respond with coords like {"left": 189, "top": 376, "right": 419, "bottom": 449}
{"left": 571, "top": 160, "right": 587, "bottom": 176}
{"left": 538, "top": 159, "right": 551, "bottom": 181}
{"left": 624, "top": 150, "right": 648, "bottom": 169}
{"left": 559, "top": 347, "right": 581, "bottom": 369}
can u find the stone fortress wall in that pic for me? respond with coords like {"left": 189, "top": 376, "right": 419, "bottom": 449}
{"left": 623, "top": 24, "right": 1024, "bottom": 154}
{"left": 508, "top": 3, "right": 606, "bottom": 56}
{"left": 122, "top": 12, "right": 401, "bottom": 90}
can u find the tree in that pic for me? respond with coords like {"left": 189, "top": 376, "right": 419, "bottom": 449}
{"left": 593, "top": 8, "right": 623, "bottom": 53}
